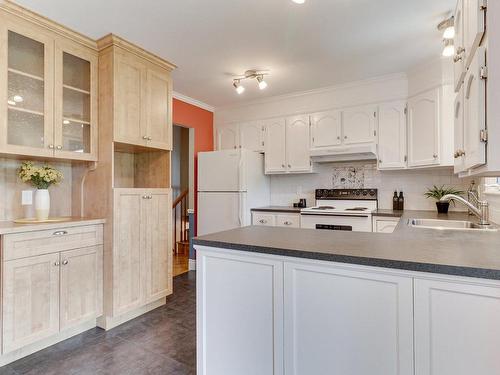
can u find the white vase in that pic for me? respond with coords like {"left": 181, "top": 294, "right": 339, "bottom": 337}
{"left": 35, "top": 189, "right": 50, "bottom": 221}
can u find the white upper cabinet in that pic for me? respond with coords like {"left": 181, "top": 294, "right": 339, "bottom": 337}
{"left": 454, "top": 86, "right": 466, "bottom": 173}
{"left": 286, "top": 115, "right": 311, "bottom": 173}
{"left": 240, "top": 121, "right": 264, "bottom": 152}
{"left": 408, "top": 88, "right": 440, "bottom": 167}
{"left": 377, "top": 101, "right": 407, "bottom": 170}
{"left": 310, "top": 110, "right": 342, "bottom": 149}
{"left": 342, "top": 105, "right": 377, "bottom": 145}
{"left": 464, "top": 0, "right": 486, "bottom": 69}
{"left": 264, "top": 118, "right": 287, "bottom": 173}
{"left": 217, "top": 123, "right": 239, "bottom": 150}
{"left": 463, "top": 46, "right": 486, "bottom": 170}
{"left": 453, "top": 0, "right": 466, "bottom": 92}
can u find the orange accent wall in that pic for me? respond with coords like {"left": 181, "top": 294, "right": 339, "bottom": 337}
{"left": 172, "top": 98, "right": 214, "bottom": 235}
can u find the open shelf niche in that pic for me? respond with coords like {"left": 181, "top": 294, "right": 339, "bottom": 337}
{"left": 113, "top": 142, "right": 171, "bottom": 189}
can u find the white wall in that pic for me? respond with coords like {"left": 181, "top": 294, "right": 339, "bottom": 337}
{"left": 270, "top": 162, "right": 474, "bottom": 212}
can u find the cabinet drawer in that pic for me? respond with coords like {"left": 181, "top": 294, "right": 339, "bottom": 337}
{"left": 276, "top": 214, "right": 300, "bottom": 228}
{"left": 252, "top": 213, "right": 276, "bottom": 227}
{"left": 3, "top": 225, "right": 104, "bottom": 261}
{"left": 374, "top": 218, "right": 400, "bottom": 233}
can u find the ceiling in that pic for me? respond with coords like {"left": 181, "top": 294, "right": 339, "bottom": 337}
{"left": 15, "top": 0, "right": 455, "bottom": 108}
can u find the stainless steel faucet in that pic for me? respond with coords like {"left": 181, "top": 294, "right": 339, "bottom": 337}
{"left": 440, "top": 192, "right": 490, "bottom": 226}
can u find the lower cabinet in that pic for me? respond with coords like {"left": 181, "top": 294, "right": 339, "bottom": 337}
{"left": 2, "top": 242, "right": 103, "bottom": 354}
{"left": 252, "top": 211, "right": 300, "bottom": 228}
{"left": 414, "top": 278, "right": 500, "bottom": 375}
{"left": 284, "top": 262, "right": 414, "bottom": 375}
{"left": 373, "top": 217, "right": 400, "bottom": 233}
{"left": 196, "top": 247, "right": 500, "bottom": 375}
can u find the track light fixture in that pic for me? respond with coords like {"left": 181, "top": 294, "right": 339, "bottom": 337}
{"left": 438, "top": 16, "right": 455, "bottom": 57}
{"left": 232, "top": 70, "right": 270, "bottom": 94}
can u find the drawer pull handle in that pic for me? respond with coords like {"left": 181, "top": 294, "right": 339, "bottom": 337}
{"left": 62, "top": 260, "right": 69, "bottom": 265}
{"left": 259, "top": 219, "right": 267, "bottom": 224}
{"left": 54, "top": 261, "right": 60, "bottom": 266}
{"left": 284, "top": 221, "right": 292, "bottom": 225}
{"left": 53, "top": 231, "right": 68, "bottom": 236}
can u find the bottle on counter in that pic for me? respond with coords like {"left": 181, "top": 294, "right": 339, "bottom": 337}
{"left": 398, "top": 191, "right": 405, "bottom": 211}
{"left": 393, "top": 191, "right": 399, "bottom": 211}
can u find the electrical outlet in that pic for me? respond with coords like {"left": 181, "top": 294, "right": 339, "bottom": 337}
{"left": 22, "top": 190, "right": 33, "bottom": 205}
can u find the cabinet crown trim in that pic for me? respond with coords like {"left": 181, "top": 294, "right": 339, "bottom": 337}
{"left": 0, "top": 0, "right": 98, "bottom": 50}
{"left": 97, "top": 34, "right": 177, "bottom": 71}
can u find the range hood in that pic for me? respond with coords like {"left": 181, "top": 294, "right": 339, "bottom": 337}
{"left": 310, "top": 144, "right": 377, "bottom": 163}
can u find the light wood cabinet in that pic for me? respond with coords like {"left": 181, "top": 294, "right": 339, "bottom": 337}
{"left": 414, "top": 278, "right": 500, "bottom": 375}
{"left": 0, "top": 8, "right": 98, "bottom": 161}
{"left": 111, "top": 42, "right": 172, "bottom": 150}
{"left": 377, "top": 101, "right": 407, "bottom": 170}
{"left": 2, "top": 253, "right": 60, "bottom": 353}
{"left": 113, "top": 188, "right": 172, "bottom": 315}
{"left": 60, "top": 246, "right": 99, "bottom": 330}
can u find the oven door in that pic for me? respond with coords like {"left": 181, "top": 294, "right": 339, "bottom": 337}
{"left": 300, "top": 213, "right": 373, "bottom": 232}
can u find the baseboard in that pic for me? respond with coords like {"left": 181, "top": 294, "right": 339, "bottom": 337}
{"left": 0, "top": 319, "right": 96, "bottom": 366}
{"left": 189, "top": 259, "right": 196, "bottom": 271}
{"left": 97, "top": 298, "right": 166, "bottom": 330}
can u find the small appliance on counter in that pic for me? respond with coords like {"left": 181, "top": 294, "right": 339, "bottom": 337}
{"left": 293, "top": 198, "right": 307, "bottom": 208}
{"left": 301, "top": 189, "right": 378, "bottom": 232}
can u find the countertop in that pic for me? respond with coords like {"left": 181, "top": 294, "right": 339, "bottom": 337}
{"left": 194, "top": 210, "right": 500, "bottom": 280}
{"left": 0, "top": 217, "right": 106, "bottom": 235}
{"left": 372, "top": 209, "right": 404, "bottom": 217}
{"left": 251, "top": 206, "right": 304, "bottom": 213}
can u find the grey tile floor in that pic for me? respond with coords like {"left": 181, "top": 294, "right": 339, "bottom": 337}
{"left": 1, "top": 271, "right": 196, "bottom": 375}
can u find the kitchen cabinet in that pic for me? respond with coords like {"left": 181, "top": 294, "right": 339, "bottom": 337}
{"left": 2, "top": 253, "right": 60, "bottom": 353}
{"left": 342, "top": 105, "right": 377, "bottom": 145}
{"left": 107, "top": 36, "right": 172, "bottom": 150}
{"left": 0, "top": 12, "right": 98, "bottom": 161}
{"left": 407, "top": 88, "right": 440, "bottom": 167}
{"left": 464, "top": 0, "right": 486, "bottom": 69}
{"left": 216, "top": 121, "right": 264, "bottom": 152}
{"left": 252, "top": 211, "right": 300, "bottom": 228}
{"left": 377, "top": 101, "right": 407, "bottom": 170}
{"left": 454, "top": 86, "right": 466, "bottom": 173}
{"left": 113, "top": 188, "right": 172, "bottom": 316}
{"left": 373, "top": 217, "right": 400, "bottom": 233}
{"left": 197, "top": 249, "right": 283, "bottom": 375}
{"left": 414, "top": 278, "right": 500, "bottom": 375}
{"left": 463, "top": 46, "right": 486, "bottom": 170}
{"left": 284, "top": 262, "right": 414, "bottom": 375}
{"left": 264, "top": 116, "right": 312, "bottom": 174}
{"left": 453, "top": 0, "right": 466, "bottom": 92}
{"left": 1, "top": 222, "right": 104, "bottom": 358}
{"left": 310, "top": 110, "right": 342, "bottom": 149}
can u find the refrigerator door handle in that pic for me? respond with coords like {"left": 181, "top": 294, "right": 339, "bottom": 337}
{"left": 238, "top": 152, "right": 244, "bottom": 191}
{"left": 238, "top": 194, "right": 244, "bottom": 227}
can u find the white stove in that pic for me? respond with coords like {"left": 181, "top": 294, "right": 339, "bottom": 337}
{"left": 301, "top": 189, "right": 378, "bottom": 232}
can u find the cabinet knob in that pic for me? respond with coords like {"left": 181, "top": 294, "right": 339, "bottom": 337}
{"left": 142, "top": 195, "right": 148, "bottom": 199}
{"left": 284, "top": 221, "right": 292, "bottom": 225}
{"left": 379, "top": 159, "right": 382, "bottom": 164}
{"left": 282, "top": 164, "right": 285, "bottom": 168}
{"left": 54, "top": 261, "right": 60, "bottom": 266}
{"left": 48, "top": 144, "right": 54, "bottom": 149}
{"left": 259, "top": 219, "right": 267, "bottom": 224}
{"left": 62, "top": 260, "right": 69, "bottom": 265}
{"left": 433, "top": 154, "right": 438, "bottom": 159}
{"left": 456, "top": 46, "right": 465, "bottom": 55}
{"left": 56, "top": 145, "right": 62, "bottom": 150}
{"left": 337, "top": 136, "right": 341, "bottom": 140}
{"left": 147, "top": 136, "right": 152, "bottom": 141}
{"left": 344, "top": 136, "right": 348, "bottom": 139}
{"left": 143, "top": 135, "right": 148, "bottom": 140}
{"left": 53, "top": 230, "right": 68, "bottom": 236}
{"left": 453, "top": 55, "right": 463, "bottom": 63}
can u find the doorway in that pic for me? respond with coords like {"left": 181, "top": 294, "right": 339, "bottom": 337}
{"left": 172, "top": 125, "right": 194, "bottom": 276}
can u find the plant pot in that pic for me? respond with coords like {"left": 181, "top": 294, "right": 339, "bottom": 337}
{"left": 35, "top": 189, "right": 50, "bottom": 221}
{"left": 436, "top": 201, "right": 449, "bottom": 214}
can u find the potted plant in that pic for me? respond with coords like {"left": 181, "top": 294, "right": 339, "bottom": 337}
{"left": 18, "top": 161, "right": 63, "bottom": 221}
{"left": 424, "top": 185, "right": 465, "bottom": 214}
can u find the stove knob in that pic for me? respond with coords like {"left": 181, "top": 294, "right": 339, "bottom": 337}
{"left": 355, "top": 190, "right": 361, "bottom": 195}
{"left": 369, "top": 190, "right": 376, "bottom": 196}
{"left": 362, "top": 191, "right": 368, "bottom": 196}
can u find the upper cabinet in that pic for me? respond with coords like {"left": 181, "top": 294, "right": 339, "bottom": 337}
{"left": 111, "top": 42, "right": 173, "bottom": 150}
{"left": 454, "top": 86, "right": 466, "bottom": 174}
{"left": 453, "top": 0, "right": 466, "bottom": 92}
{"left": 216, "top": 121, "right": 264, "bottom": 152}
{"left": 264, "top": 116, "right": 311, "bottom": 174}
{"left": 407, "top": 89, "right": 440, "bottom": 168}
{"left": 464, "top": 0, "right": 486, "bottom": 69}
{"left": 310, "top": 111, "right": 342, "bottom": 149}
{"left": 377, "top": 101, "right": 407, "bottom": 170}
{"left": 342, "top": 105, "right": 377, "bottom": 145}
{"left": 0, "top": 12, "right": 98, "bottom": 161}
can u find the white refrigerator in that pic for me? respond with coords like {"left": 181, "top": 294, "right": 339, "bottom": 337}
{"left": 197, "top": 149, "right": 270, "bottom": 236}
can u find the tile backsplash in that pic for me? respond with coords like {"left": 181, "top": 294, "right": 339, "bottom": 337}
{"left": 271, "top": 162, "right": 474, "bottom": 211}
{"left": 0, "top": 158, "right": 73, "bottom": 221}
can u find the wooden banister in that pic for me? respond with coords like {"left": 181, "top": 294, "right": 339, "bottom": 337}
{"left": 172, "top": 189, "right": 189, "bottom": 254}
{"left": 172, "top": 189, "right": 189, "bottom": 208}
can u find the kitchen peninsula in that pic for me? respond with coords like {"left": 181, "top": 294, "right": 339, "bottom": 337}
{"left": 194, "top": 211, "right": 500, "bottom": 375}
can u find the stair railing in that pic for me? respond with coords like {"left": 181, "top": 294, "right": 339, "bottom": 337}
{"left": 172, "top": 189, "right": 189, "bottom": 254}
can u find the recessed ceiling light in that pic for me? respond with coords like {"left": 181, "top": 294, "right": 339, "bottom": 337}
{"left": 292, "top": 0, "right": 306, "bottom": 3}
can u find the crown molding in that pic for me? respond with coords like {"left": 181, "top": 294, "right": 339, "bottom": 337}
{"left": 173, "top": 91, "right": 215, "bottom": 113}
{"left": 215, "top": 72, "right": 408, "bottom": 112}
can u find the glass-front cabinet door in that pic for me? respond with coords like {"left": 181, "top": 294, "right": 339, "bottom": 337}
{"left": 54, "top": 42, "right": 98, "bottom": 161}
{"left": 1, "top": 21, "right": 55, "bottom": 157}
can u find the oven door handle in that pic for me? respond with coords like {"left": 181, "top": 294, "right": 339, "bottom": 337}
{"left": 301, "top": 213, "right": 370, "bottom": 218}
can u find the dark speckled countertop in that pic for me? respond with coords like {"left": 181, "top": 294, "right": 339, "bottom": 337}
{"left": 251, "top": 206, "right": 304, "bottom": 213}
{"left": 194, "top": 210, "right": 500, "bottom": 280}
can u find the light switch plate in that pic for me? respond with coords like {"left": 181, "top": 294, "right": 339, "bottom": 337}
{"left": 22, "top": 190, "right": 33, "bottom": 205}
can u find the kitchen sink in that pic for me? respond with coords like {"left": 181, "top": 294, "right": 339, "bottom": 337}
{"left": 407, "top": 218, "right": 498, "bottom": 232}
